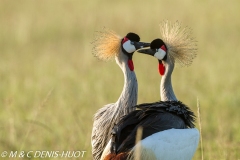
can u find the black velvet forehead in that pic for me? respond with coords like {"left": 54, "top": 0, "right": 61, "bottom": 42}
{"left": 126, "top": 33, "right": 140, "bottom": 42}
{"left": 150, "top": 39, "right": 165, "bottom": 49}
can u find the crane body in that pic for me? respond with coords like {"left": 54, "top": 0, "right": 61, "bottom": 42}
{"left": 91, "top": 30, "right": 149, "bottom": 160}
{"left": 101, "top": 21, "right": 199, "bottom": 160}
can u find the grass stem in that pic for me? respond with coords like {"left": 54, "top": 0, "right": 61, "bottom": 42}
{"left": 197, "top": 97, "right": 204, "bottom": 160}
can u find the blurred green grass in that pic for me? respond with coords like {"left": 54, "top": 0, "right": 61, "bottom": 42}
{"left": 0, "top": 0, "right": 240, "bottom": 159}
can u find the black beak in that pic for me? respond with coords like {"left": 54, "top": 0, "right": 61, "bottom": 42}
{"left": 133, "top": 42, "right": 150, "bottom": 50}
{"left": 137, "top": 48, "right": 156, "bottom": 56}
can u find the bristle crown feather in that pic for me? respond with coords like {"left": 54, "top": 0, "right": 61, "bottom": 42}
{"left": 159, "top": 20, "right": 197, "bottom": 67}
{"left": 92, "top": 28, "right": 121, "bottom": 61}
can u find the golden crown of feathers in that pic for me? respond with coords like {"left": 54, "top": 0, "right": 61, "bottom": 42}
{"left": 92, "top": 28, "right": 121, "bottom": 61}
{"left": 160, "top": 20, "right": 197, "bottom": 67}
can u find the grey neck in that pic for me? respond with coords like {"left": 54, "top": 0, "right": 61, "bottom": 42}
{"left": 160, "top": 60, "right": 177, "bottom": 101}
{"left": 115, "top": 51, "right": 138, "bottom": 114}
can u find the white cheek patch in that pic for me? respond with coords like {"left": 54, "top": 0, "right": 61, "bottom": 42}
{"left": 154, "top": 49, "right": 166, "bottom": 60}
{"left": 122, "top": 40, "right": 136, "bottom": 53}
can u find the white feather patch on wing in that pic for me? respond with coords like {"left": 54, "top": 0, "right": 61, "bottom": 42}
{"left": 129, "top": 128, "right": 200, "bottom": 160}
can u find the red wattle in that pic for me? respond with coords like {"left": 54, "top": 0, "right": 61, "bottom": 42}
{"left": 158, "top": 63, "right": 165, "bottom": 75}
{"left": 122, "top": 37, "right": 129, "bottom": 44}
{"left": 160, "top": 45, "right": 167, "bottom": 52}
{"left": 128, "top": 60, "right": 134, "bottom": 71}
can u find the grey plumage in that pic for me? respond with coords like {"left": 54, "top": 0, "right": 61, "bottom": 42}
{"left": 160, "top": 57, "right": 177, "bottom": 101}
{"left": 91, "top": 48, "right": 138, "bottom": 160}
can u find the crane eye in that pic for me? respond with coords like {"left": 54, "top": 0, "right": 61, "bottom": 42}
{"left": 156, "top": 49, "right": 159, "bottom": 52}
{"left": 130, "top": 41, "right": 134, "bottom": 45}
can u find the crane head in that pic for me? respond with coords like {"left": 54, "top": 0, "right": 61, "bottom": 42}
{"left": 92, "top": 29, "right": 149, "bottom": 62}
{"left": 121, "top": 32, "right": 150, "bottom": 71}
{"left": 137, "top": 39, "right": 167, "bottom": 75}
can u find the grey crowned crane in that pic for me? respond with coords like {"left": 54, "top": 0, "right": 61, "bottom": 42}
{"left": 101, "top": 21, "right": 199, "bottom": 160}
{"left": 91, "top": 28, "right": 150, "bottom": 160}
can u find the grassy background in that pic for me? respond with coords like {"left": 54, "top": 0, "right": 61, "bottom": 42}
{"left": 0, "top": 0, "right": 240, "bottom": 159}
